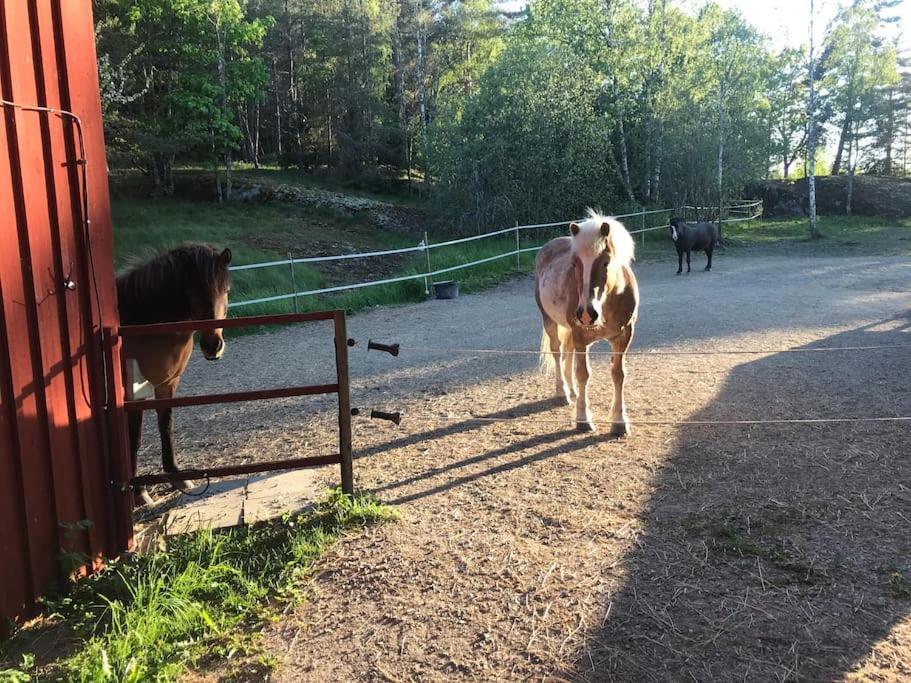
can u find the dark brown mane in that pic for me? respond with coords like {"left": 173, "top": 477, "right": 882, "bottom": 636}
{"left": 116, "top": 244, "right": 230, "bottom": 325}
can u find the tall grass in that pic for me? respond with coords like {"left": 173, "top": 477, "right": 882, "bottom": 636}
{"left": 3, "top": 490, "right": 395, "bottom": 682}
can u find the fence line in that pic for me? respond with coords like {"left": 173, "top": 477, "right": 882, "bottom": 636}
{"left": 228, "top": 200, "right": 763, "bottom": 309}
{"left": 391, "top": 342, "right": 911, "bottom": 357}
{"left": 399, "top": 413, "right": 911, "bottom": 428}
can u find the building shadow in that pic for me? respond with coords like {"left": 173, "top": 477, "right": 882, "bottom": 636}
{"left": 569, "top": 312, "right": 911, "bottom": 681}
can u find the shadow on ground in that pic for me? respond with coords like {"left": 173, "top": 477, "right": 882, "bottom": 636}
{"left": 569, "top": 312, "right": 911, "bottom": 681}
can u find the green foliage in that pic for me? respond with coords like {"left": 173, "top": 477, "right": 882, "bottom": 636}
{"left": 93, "top": 1, "right": 911, "bottom": 223}
{"left": 821, "top": 0, "right": 901, "bottom": 176}
{"left": 23, "top": 490, "right": 395, "bottom": 681}
{"left": 0, "top": 654, "right": 35, "bottom": 683}
{"left": 95, "top": 0, "right": 270, "bottom": 189}
{"left": 431, "top": 36, "right": 613, "bottom": 228}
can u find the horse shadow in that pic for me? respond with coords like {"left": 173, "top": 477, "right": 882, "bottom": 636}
{"left": 570, "top": 311, "right": 911, "bottom": 681}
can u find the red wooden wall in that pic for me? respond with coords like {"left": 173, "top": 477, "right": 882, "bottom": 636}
{"left": 0, "top": 0, "right": 132, "bottom": 629}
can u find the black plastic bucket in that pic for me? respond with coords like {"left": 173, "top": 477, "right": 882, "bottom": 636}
{"left": 433, "top": 280, "right": 459, "bottom": 299}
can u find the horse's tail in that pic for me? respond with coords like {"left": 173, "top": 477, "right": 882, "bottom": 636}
{"left": 538, "top": 328, "right": 554, "bottom": 374}
{"left": 539, "top": 326, "right": 572, "bottom": 373}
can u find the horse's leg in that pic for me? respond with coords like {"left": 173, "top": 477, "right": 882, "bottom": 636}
{"left": 154, "top": 381, "right": 197, "bottom": 492}
{"left": 561, "top": 328, "right": 576, "bottom": 401}
{"left": 676, "top": 251, "right": 683, "bottom": 275}
{"left": 543, "top": 318, "right": 571, "bottom": 404}
{"left": 608, "top": 326, "right": 634, "bottom": 437}
{"left": 686, "top": 250, "right": 691, "bottom": 274}
{"left": 705, "top": 246, "right": 713, "bottom": 271}
{"left": 573, "top": 337, "right": 594, "bottom": 432}
{"left": 128, "top": 410, "right": 154, "bottom": 507}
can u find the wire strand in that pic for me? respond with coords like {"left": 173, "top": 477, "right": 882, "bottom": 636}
{"left": 393, "top": 343, "right": 911, "bottom": 357}
{"left": 1, "top": 99, "right": 109, "bottom": 409}
{"left": 396, "top": 413, "right": 911, "bottom": 428}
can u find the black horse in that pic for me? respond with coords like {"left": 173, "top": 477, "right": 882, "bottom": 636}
{"left": 669, "top": 217, "right": 718, "bottom": 274}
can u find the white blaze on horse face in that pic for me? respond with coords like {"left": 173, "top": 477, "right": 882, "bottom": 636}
{"left": 671, "top": 225, "right": 678, "bottom": 241}
{"left": 571, "top": 221, "right": 606, "bottom": 326}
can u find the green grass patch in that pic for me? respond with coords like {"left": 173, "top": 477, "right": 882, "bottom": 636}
{"left": 0, "top": 490, "right": 395, "bottom": 682}
{"left": 724, "top": 215, "right": 911, "bottom": 254}
{"left": 111, "top": 181, "right": 911, "bottom": 323}
{"left": 679, "top": 510, "right": 824, "bottom": 585}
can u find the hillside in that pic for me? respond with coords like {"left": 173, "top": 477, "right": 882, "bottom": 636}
{"left": 752, "top": 175, "right": 911, "bottom": 219}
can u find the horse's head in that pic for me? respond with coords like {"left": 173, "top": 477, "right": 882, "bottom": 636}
{"left": 669, "top": 217, "right": 684, "bottom": 242}
{"left": 569, "top": 210, "right": 634, "bottom": 328}
{"left": 187, "top": 246, "right": 232, "bottom": 361}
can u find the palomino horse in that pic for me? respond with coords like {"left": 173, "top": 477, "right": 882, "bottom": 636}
{"left": 534, "top": 210, "right": 639, "bottom": 435}
{"left": 117, "top": 244, "right": 232, "bottom": 505}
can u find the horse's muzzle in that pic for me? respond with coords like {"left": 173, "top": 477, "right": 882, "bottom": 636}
{"left": 202, "top": 336, "right": 225, "bottom": 361}
{"left": 576, "top": 305, "right": 599, "bottom": 327}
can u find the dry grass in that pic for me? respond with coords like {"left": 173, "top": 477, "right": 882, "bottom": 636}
{"left": 128, "top": 251, "right": 910, "bottom": 681}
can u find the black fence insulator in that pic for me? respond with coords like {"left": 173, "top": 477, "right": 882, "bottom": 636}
{"left": 347, "top": 338, "right": 356, "bottom": 347}
{"left": 368, "top": 339, "right": 400, "bottom": 357}
{"left": 370, "top": 409, "right": 401, "bottom": 425}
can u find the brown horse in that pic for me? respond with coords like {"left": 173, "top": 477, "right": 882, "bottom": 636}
{"left": 117, "top": 244, "right": 232, "bottom": 505}
{"left": 534, "top": 210, "right": 639, "bottom": 435}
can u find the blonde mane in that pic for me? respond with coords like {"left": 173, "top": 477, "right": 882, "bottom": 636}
{"left": 572, "top": 208, "right": 635, "bottom": 292}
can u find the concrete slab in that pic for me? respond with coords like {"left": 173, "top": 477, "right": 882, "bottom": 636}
{"left": 133, "top": 468, "right": 323, "bottom": 539}
{"left": 244, "top": 469, "right": 321, "bottom": 524}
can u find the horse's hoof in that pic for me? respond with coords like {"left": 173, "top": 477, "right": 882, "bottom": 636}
{"left": 175, "top": 479, "right": 198, "bottom": 493}
{"left": 610, "top": 422, "right": 631, "bottom": 438}
{"left": 576, "top": 421, "right": 596, "bottom": 433}
{"left": 134, "top": 489, "right": 155, "bottom": 508}
{"left": 675, "top": 271, "right": 682, "bottom": 276}
{"left": 705, "top": 267, "right": 712, "bottom": 272}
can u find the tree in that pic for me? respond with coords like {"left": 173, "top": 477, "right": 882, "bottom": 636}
{"left": 807, "top": 0, "right": 820, "bottom": 239}
{"left": 768, "top": 48, "right": 808, "bottom": 179}
{"left": 431, "top": 37, "right": 614, "bottom": 228}
{"left": 824, "top": 0, "right": 900, "bottom": 176}
{"left": 93, "top": 0, "right": 269, "bottom": 196}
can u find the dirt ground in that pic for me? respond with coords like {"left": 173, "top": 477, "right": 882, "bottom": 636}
{"left": 135, "top": 248, "right": 911, "bottom": 682}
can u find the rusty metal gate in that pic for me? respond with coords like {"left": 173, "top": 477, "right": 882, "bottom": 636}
{"left": 0, "top": 1, "right": 133, "bottom": 630}
{"left": 118, "top": 311, "right": 354, "bottom": 494}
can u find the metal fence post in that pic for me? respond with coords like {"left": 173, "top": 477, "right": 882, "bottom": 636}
{"left": 423, "top": 231, "right": 432, "bottom": 296}
{"left": 334, "top": 311, "right": 354, "bottom": 495}
{"left": 515, "top": 222, "right": 521, "bottom": 272}
{"left": 287, "top": 253, "right": 299, "bottom": 313}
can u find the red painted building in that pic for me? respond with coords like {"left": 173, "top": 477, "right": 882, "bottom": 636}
{"left": 0, "top": 1, "right": 132, "bottom": 629}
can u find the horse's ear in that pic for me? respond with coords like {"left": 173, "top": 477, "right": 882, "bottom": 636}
{"left": 219, "top": 248, "right": 232, "bottom": 266}
{"left": 569, "top": 223, "right": 580, "bottom": 237}
{"left": 600, "top": 221, "right": 611, "bottom": 238}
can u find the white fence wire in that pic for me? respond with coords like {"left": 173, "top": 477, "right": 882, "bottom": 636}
{"left": 229, "top": 200, "right": 763, "bottom": 309}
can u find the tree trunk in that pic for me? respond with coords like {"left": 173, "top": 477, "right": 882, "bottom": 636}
{"left": 216, "top": 18, "right": 231, "bottom": 200}
{"left": 391, "top": 2, "right": 408, "bottom": 168}
{"left": 830, "top": 116, "right": 850, "bottom": 175}
{"left": 273, "top": 57, "right": 282, "bottom": 156}
{"left": 716, "top": 82, "right": 725, "bottom": 240}
{"left": 846, "top": 120, "right": 858, "bottom": 215}
{"left": 253, "top": 102, "right": 261, "bottom": 168}
{"left": 807, "top": 0, "right": 820, "bottom": 239}
{"left": 214, "top": 140, "right": 223, "bottom": 204}
{"left": 326, "top": 85, "right": 332, "bottom": 165}
{"left": 782, "top": 134, "right": 791, "bottom": 179}
{"left": 609, "top": 145, "right": 636, "bottom": 204}
{"left": 416, "top": 9, "right": 430, "bottom": 191}
{"left": 884, "top": 86, "right": 895, "bottom": 176}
